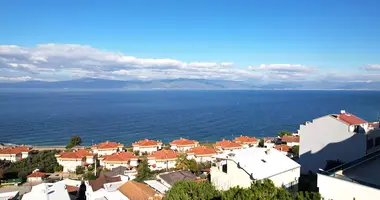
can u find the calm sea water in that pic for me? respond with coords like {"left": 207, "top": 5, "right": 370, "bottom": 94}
{"left": 1, "top": 90, "right": 380, "bottom": 146}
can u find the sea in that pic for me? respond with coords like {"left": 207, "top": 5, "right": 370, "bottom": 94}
{"left": 1, "top": 90, "right": 380, "bottom": 146}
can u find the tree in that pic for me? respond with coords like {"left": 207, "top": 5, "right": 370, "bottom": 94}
{"left": 17, "top": 171, "right": 28, "bottom": 180}
{"left": 54, "top": 165, "right": 64, "bottom": 172}
{"left": 0, "top": 168, "right": 4, "bottom": 179}
{"left": 176, "top": 154, "right": 199, "bottom": 174}
{"left": 83, "top": 172, "right": 97, "bottom": 180}
{"left": 290, "top": 145, "right": 299, "bottom": 157}
{"left": 134, "top": 159, "right": 153, "bottom": 182}
{"left": 278, "top": 131, "right": 293, "bottom": 138}
{"left": 258, "top": 139, "right": 264, "bottom": 147}
{"left": 66, "top": 136, "right": 82, "bottom": 149}
{"left": 75, "top": 166, "right": 85, "bottom": 175}
{"left": 294, "top": 191, "right": 322, "bottom": 200}
{"left": 165, "top": 181, "right": 220, "bottom": 200}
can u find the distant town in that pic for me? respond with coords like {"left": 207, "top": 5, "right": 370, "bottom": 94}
{"left": 0, "top": 110, "right": 379, "bottom": 200}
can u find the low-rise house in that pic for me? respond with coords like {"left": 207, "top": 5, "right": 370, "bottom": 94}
{"left": 211, "top": 148, "right": 300, "bottom": 192}
{"left": 101, "top": 166, "right": 137, "bottom": 180}
{"left": 22, "top": 181, "right": 70, "bottom": 200}
{"left": 261, "top": 137, "right": 276, "bottom": 148}
{"left": 147, "top": 150, "right": 177, "bottom": 171}
{"left": 92, "top": 141, "right": 124, "bottom": 156}
{"left": 186, "top": 146, "right": 217, "bottom": 163}
{"left": 144, "top": 180, "right": 170, "bottom": 194}
{"left": 55, "top": 149, "right": 95, "bottom": 172}
{"left": 99, "top": 152, "right": 138, "bottom": 170}
{"left": 281, "top": 135, "right": 300, "bottom": 146}
{"left": 234, "top": 135, "right": 259, "bottom": 148}
{"left": 118, "top": 181, "right": 163, "bottom": 200}
{"left": 215, "top": 139, "right": 242, "bottom": 151}
{"left": 85, "top": 174, "right": 128, "bottom": 200}
{"left": 0, "top": 191, "right": 19, "bottom": 200}
{"left": 0, "top": 146, "right": 32, "bottom": 162}
{"left": 318, "top": 149, "right": 380, "bottom": 200}
{"left": 27, "top": 172, "right": 46, "bottom": 183}
{"left": 157, "top": 170, "right": 198, "bottom": 188}
{"left": 170, "top": 138, "right": 199, "bottom": 152}
{"left": 274, "top": 144, "right": 292, "bottom": 157}
{"left": 132, "top": 139, "right": 162, "bottom": 155}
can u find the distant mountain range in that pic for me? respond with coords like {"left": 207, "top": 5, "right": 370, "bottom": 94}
{"left": 0, "top": 78, "right": 379, "bottom": 90}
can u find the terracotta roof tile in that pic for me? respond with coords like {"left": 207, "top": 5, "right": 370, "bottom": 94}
{"left": 0, "top": 146, "right": 32, "bottom": 155}
{"left": 274, "top": 145, "right": 292, "bottom": 153}
{"left": 148, "top": 150, "right": 177, "bottom": 160}
{"left": 170, "top": 138, "right": 198, "bottom": 146}
{"left": 118, "top": 181, "right": 160, "bottom": 200}
{"left": 187, "top": 146, "right": 216, "bottom": 156}
{"left": 27, "top": 172, "right": 46, "bottom": 178}
{"left": 58, "top": 149, "right": 93, "bottom": 159}
{"left": 133, "top": 139, "right": 162, "bottom": 147}
{"left": 92, "top": 141, "right": 123, "bottom": 150}
{"left": 234, "top": 135, "right": 258, "bottom": 144}
{"left": 281, "top": 135, "right": 300, "bottom": 143}
{"left": 335, "top": 113, "right": 367, "bottom": 125}
{"left": 102, "top": 152, "right": 137, "bottom": 162}
{"left": 65, "top": 185, "right": 79, "bottom": 193}
{"left": 215, "top": 140, "right": 242, "bottom": 149}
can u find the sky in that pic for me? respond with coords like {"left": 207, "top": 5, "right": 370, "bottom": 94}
{"left": 0, "top": 0, "right": 379, "bottom": 83}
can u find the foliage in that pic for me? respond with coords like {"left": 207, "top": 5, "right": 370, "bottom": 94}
{"left": 0, "top": 168, "right": 3, "bottom": 179}
{"left": 66, "top": 136, "right": 82, "bottom": 149}
{"left": 290, "top": 145, "right": 299, "bottom": 157}
{"left": 176, "top": 154, "right": 199, "bottom": 174}
{"left": 75, "top": 166, "right": 85, "bottom": 175}
{"left": 324, "top": 159, "right": 344, "bottom": 171}
{"left": 258, "top": 139, "right": 264, "bottom": 147}
{"left": 87, "top": 164, "right": 93, "bottom": 172}
{"left": 4, "top": 150, "right": 61, "bottom": 180}
{"left": 133, "top": 151, "right": 140, "bottom": 156}
{"left": 54, "top": 165, "right": 64, "bottom": 172}
{"left": 164, "top": 181, "right": 220, "bottom": 200}
{"left": 83, "top": 172, "right": 97, "bottom": 180}
{"left": 135, "top": 159, "right": 153, "bottom": 182}
{"left": 278, "top": 131, "right": 293, "bottom": 137}
{"left": 198, "top": 161, "right": 212, "bottom": 171}
{"left": 294, "top": 191, "right": 322, "bottom": 200}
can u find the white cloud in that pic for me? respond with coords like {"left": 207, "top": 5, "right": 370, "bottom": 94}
{"left": 0, "top": 76, "right": 33, "bottom": 82}
{"left": 248, "top": 64, "right": 313, "bottom": 73}
{"left": 364, "top": 64, "right": 380, "bottom": 71}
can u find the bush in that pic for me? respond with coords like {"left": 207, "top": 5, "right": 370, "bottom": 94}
{"left": 75, "top": 166, "right": 85, "bottom": 175}
{"left": 165, "top": 181, "right": 220, "bottom": 200}
{"left": 54, "top": 165, "right": 64, "bottom": 172}
{"left": 134, "top": 159, "right": 153, "bottom": 182}
{"left": 83, "top": 172, "right": 97, "bottom": 180}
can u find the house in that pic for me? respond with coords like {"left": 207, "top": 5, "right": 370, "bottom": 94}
{"left": 317, "top": 149, "right": 380, "bottom": 200}
{"left": 170, "top": 138, "right": 199, "bottom": 152}
{"left": 144, "top": 180, "right": 170, "bottom": 194}
{"left": 132, "top": 139, "right": 162, "bottom": 155}
{"left": 118, "top": 181, "right": 163, "bottom": 200}
{"left": 98, "top": 152, "right": 138, "bottom": 170}
{"left": 55, "top": 149, "right": 95, "bottom": 172}
{"left": 261, "top": 137, "right": 276, "bottom": 148}
{"left": 147, "top": 150, "right": 177, "bottom": 171}
{"left": 214, "top": 139, "right": 242, "bottom": 151}
{"left": 211, "top": 148, "right": 300, "bottom": 192}
{"left": 0, "top": 191, "right": 19, "bottom": 200}
{"left": 234, "top": 135, "right": 259, "bottom": 148}
{"left": 157, "top": 170, "right": 198, "bottom": 188}
{"left": 274, "top": 144, "right": 292, "bottom": 157}
{"left": 281, "top": 135, "right": 300, "bottom": 146}
{"left": 85, "top": 174, "right": 128, "bottom": 200}
{"left": 186, "top": 146, "right": 217, "bottom": 163}
{"left": 27, "top": 172, "right": 46, "bottom": 183}
{"left": 299, "top": 110, "right": 380, "bottom": 173}
{"left": 101, "top": 166, "right": 137, "bottom": 180}
{"left": 22, "top": 181, "right": 70, "bottom": 200}
{"left": 91, "top": 141, "right": 124, "bottom": 156}
{"left": 0, "top": 146, "right": 32, "bottom": 162}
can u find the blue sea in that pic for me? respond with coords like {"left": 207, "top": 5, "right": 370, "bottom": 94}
{"left": 1, "top": 90, "right": 380, "bottom": 146}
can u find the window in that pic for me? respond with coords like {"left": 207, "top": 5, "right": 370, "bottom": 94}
{"left": 222, "top": 163, "right": 227, "bottom": 173}
{"left": 367, "top": 139, "right": 374, "bottom": 150}
{"left": 375, "top": 137, "right": 380, "bottom": 146}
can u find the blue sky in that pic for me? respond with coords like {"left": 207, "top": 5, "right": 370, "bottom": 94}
{"left": 0, "top": 0, "right": 379, "bottom": 82}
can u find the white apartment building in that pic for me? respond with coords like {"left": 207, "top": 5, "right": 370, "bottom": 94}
{"left": 281, "top": 135, "right": 300, "bottom": 147}
{"left": 91, "top": 141, "right": 124, "bottom": 156}
{"left": 22, "top": 181, "right": 71, "bottom": 200}
{"left": 132, "top": 139, "right": 162, "bottom": 155}
{"left": 234, "top": 135, "right": 259, "bottom": 148}
{"left": 186, "top": 146, "right": 217, "bottom": 163}
{"left": 0, "top": 146, "right": 32, "bottom": 162}
{"left": 211, "top": 148, "right": 300, "bottom": 192}
{"left": 147, "top": 150, "right": 177, "bottom": 171}
{"left": 299, "top": 110, "right": 380, "bottom": 173}
{"left": 55, "top": 149, "right": 94, "bottom": 172}
{"left": 170, "top": 138, "right": 199, "bottom": 152}
{"left": 98, "top": 152, "right": 138, "bottom": 170}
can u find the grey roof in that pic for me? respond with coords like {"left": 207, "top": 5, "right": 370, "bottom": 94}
{"left": 101, "top": 166, "right": 129, "bottom": 177}
{"left": 158, "top": 171, "right": 197, "bottom": 186}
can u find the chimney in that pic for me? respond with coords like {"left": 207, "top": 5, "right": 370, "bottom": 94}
{"left": 341, "top": 110, "right": 346, "bottom": 114}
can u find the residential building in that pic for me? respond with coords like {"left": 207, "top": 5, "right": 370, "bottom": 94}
{"left": 98, "top": 152, "right": 138, "bottom": 170}
{"left": 299, "top": 110, "right": 380, "bottom": 173}
{"left": 0, "top": 146, "right": 32, "bottom": 162}
{"left": 147, "top": 150, "right": 177, "bottom": 171}
{"left": 91, "top": 141, "right": 124, "bottom": 156}
{"left": 144, "top": 180, "right": 170, "bottom": 194}
{"left": 101, "top": 166, "right": 137, "bottom": 180}
{"left": 0, "top": 191, "right": 19, "bottom": 200}
{"left": 274, "top": 144, "right": 292, "bottom": 157}
{"left": 211, "top": 148, "right": 300, "bottom": 192}
{"left": 85, "top": 174, "right": 128, "bottom": 200}
{"left": 55, "top": 149, "right": 95, "bottom": 172}
{"left": 157, "top": 170, "right": 197, "bottom": 189}
{"left": 118, "top": 181, "right": 163, "bottom": 200}
{"left": 281, "top": 135, "right": 300, "bottom": 147}
{"left": 132, "top": 139, "right": 162, "bottom": 155}
{"left": 214, "top": 139, "right": 242, "bottom": 151}
{"left": 234, "top": 135, "right": 259, "bottom": 148}
{"left": 261, "top": 137, "right": 276, "bottom": 148}
{"left": 27, "top": 172, "right": 46, "bottom": 183}
{"left": 317, "top": 149, "right": 380, "bottom": 200}
{"left": 186, "top": 146, "right": 217, "bottom": 163}
{"left": 22, "top": 181, "right": 71, "bottom": 200}
{"left": 169, "top": 138, "right": 199, "bottom": 152}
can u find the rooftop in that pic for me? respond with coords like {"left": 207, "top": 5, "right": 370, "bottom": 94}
{"left": 92, "top": 141, "right": 123, "bottom": 150}
{"left": 88, "top": 174, "right": 122, "bottom": 192}
{"left": 0, "top": 146, "right": 32, "bottom": 155}
{"left": 148, "top": 150, "right": 177, "bottom": 160}
{"left": 274, "top": 144, "right": 292, "bottom": 152}
{"left": 57, "top": 149, "right": 93, "bottom": 159}
{"left": 21, "top": 182, "right": 70, "bottom": 200}
{"left": 170, "top": 138, "right": 198, "bottom": 146}
{"left": 27, "top": 172, "right": 46, "bottom": 178}
{"left": 215, "top": 139, "right": 241, "bottom": 149}
{"left": 118, "top": 181, "right": 161, "bottom": 200}
{"left": 234, "top": 135, "right": 258, "bottom": 144}
{"left": 101, "top": 152, "right": 137, "bottom": 162}
{"left": 332, "top": 111, "right": 368, "bottom": 125}
{"left": 0, "top": 191, "right": 19, "bottom": 200}
{"left": 133, "top": 139, "right": 162, "bottom": 147}
{"left": 281, "top": 135, "right": 300, "bottom": 143}
{"left": 187, "top": 146, "right": 216, "bottom": 156}
{"left": 158, "top": 170, "right": 197, "bottom": 186}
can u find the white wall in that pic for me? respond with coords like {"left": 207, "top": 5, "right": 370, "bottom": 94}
{"left": 97, "top": 149, "right": 118, "bottom": 156}
{"left": 170, "top": 145, "right": 195, "bottom": 152}
{"left": 187, "top": 155, "right": 215, "bottom": 163}
{"left": 27, "top": 177, "right": 43, "bottom": 183}
{"left": 318, "top": 173, "right": 380, "bottom": 200}
{"left": 104, "top": 162, "right": 128, "bottom": 170}
{"left": 57, "top": 159, "right": 83, "bottom": 172}
{"left": 0, "top": 154, "right": 20, "bottom": 162}
{"left": 286, "top": 142, "right": 299, "bottom": 147}
{"left": 299, "top": 115, "right": 367, "bottom": 173}
{"left": 148, "top": 159, "right": 176, "bottom": 171}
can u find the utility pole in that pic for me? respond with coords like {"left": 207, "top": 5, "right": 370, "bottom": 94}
{"left": 94, "top": 157, "right": 97, "bottom": 176}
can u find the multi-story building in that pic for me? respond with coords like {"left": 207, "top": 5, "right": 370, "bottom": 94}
{"left": 211, "top": 148, "right": 300, "bottom": 192}
{"left": 170, "top": 138, "right": 199, "bottom": 152}
{"left": 147, "top": 150, "right": 177, "bottom": 171}
{"left": 91, "top": 141, "right": 124, "bottom": 156}
{"left": 186, "top": 146, "right": 217, "bottom": 163}
{"left": 215, "top": 139, "right": 242, "bottom": 151}
{"left": 234, "top": 135, "right": 259, "bottom": 148}
{"left": 132, "top": 139, "right": 162, "bottom": 155}
{"left": 55, "top": 149, "right": 95, "bottom": 172}
{"left": 0, "top": 146, "right": 32, "bottom": 162}
{"left": 299, "top": 110, "right": 380, "bottom": 173}
{"left": 98, "top": 152, "right": 138, "bottom": 170}
{"left": 281, "top": 135, "right": 300, "bottom": 147}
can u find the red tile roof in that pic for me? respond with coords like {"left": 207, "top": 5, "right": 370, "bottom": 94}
{"left": 187, "top": 146, "right": 216, "bottom": 156}
{"left": 148, "top": 150, "right": 177, "bottom": 160}
{"left": 27, "top": 172, "right": 46, "bottom": 178}
{"left": 170, "top": 138, "right": 198, "bottom": 146}
{"left": 281, "top": 135, "right": 300, "bottom": 143}
{"left": 0, "top": 146, "right": 32, "bottom": 155}
{"left": 274, "top": 145, "right": 292, "bottom": 153}
{"left": 66, "top": 185, "right": 79, "bottom": 193}
{"left": 261, "top": 137, "right": 276, "bottom": 143}
{"left": 102, "top": 152, "right": 138, "bottom": 162}
{"left": 58, "top": 149, "right": 93, "bottom": 159}
{"left": 335, "top": 113, "right": 367, "bottom": 125}
{"left": 133, "top": 139, "right": 162, "bottom": 147}
{"left": 234, "top": 135, "right": 258, "bottom": 144}
{"left": 92, "top": 141, "right": 123, "bottom": 150}
{"left": 369, "top": 122, "right": 379, "bottom": 128}
{"left": 215, "top": 140, "right": 242, "bottom": 149}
